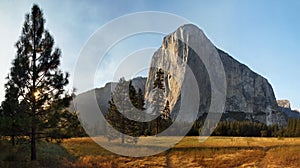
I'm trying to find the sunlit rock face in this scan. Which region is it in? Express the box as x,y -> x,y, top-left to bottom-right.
277,100 -> 300,119
277,100 -> 291,109
144,24 -> 287,126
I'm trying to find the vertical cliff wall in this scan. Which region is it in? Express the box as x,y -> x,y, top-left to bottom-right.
145,24 -> 287,126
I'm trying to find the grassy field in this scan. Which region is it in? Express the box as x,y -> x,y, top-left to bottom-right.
0,136 -> 299,168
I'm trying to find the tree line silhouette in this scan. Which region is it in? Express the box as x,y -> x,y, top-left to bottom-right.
187,118 -> 300,137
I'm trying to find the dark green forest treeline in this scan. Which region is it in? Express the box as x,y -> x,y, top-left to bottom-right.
187,118 -> 300,137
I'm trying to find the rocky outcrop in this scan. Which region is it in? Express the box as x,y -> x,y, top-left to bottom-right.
144,24 -> 287,126
277,100 -> 291,109
277,100 -> 300,119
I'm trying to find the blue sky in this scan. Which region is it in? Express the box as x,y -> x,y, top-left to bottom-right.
0,0 -> 299,109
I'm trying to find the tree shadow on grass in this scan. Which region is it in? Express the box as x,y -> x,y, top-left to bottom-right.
0,140 -> 77,168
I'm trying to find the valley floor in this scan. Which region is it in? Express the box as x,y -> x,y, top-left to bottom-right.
0,136 -> 300,168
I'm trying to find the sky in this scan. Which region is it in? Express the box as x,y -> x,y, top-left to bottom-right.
0,0 -> 299,109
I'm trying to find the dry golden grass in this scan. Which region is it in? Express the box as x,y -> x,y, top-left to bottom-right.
176,136 -> 300,148
59,136 -> 300,168
168,149 -> 266,168
262,146 -> 300,167
1,136 -> 300,167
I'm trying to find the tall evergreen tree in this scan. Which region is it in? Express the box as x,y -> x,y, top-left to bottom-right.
1,78 -> 28,146
162,100 -> 171,120
295,119 -> 300,137
5,4 -> 71,160
105,96 -> 122,141
136,88 -> 146,135
286,119 -> 295,137
127,80 -> 142,140
105,78 -> 141,143
136,88 -> 145,111
113,78 -> 129,143
151,68 -> 166,135
160,100 -> 172,132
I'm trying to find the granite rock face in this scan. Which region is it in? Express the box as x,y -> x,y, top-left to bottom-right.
277,100 -> 291,109
277,100 -> 300,119
144,24 -> 287,126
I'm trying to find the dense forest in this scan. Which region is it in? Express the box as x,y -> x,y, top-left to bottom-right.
187,118 -> 300,137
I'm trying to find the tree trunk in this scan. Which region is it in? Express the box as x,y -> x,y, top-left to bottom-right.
121,112 -> 124,143
11,135 -> 15,146
31,16 -> 37,161
31,126 -> 36,160
121,133 -> 124,144
156,118 -> 159,136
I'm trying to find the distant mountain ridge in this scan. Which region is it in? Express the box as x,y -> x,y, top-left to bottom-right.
73,77 -> 146,124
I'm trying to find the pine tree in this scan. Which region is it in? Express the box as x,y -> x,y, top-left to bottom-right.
0,107 -> 3,136
68,94 -> 87,137
162,100 -> 170,120
151,68 -> 166,135
125,80 -> 141,143
160,100 -> 172,131
4,4 -> 71,160
136,88 -> 146,135
1,78 -> 28,146
44,97 -> 81,142
271,124 -> 279,137
295,119 -> 300,137
65,110 -> 86,138
136,89 -> 145,110
286,119 -> 296,137
105,78 -> 141,143
152,68 -> 171,135
292,119 -> 297,137
113,78 -> 129,143
105,97 -> 122,141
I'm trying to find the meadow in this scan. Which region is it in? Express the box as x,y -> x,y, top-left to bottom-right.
0,136 -> 299,168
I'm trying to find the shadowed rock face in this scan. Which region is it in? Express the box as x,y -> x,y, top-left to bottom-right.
144,24 -> 287,126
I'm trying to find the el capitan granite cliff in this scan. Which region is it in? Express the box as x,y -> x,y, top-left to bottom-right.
144,24 -> 287,126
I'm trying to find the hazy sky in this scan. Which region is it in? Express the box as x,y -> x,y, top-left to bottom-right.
0,0 -> 299,109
